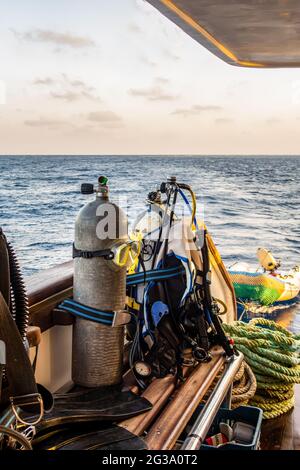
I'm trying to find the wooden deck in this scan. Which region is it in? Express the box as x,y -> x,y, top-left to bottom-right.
25,261 -> 300,450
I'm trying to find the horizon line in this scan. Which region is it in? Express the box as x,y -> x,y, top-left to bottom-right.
1,154 -> 300,158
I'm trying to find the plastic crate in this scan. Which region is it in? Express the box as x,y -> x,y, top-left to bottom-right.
201,406 -> 263,450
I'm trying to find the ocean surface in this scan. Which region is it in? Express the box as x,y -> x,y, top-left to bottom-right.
0,155 -> 299,278
1,155 -> 299,330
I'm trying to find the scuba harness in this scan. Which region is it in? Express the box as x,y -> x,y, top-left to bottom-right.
126,177 -> 234,386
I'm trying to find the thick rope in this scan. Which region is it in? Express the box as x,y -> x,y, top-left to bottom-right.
232,361 -> 257,407
203,360 -> 257,408
223,318 -> 300,419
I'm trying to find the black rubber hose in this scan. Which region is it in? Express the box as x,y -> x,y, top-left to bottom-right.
6,241 -> 29,342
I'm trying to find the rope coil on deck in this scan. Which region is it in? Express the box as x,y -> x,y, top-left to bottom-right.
223,318 -> 300,419
203,359 -> 257,408
231,361 -> 257,407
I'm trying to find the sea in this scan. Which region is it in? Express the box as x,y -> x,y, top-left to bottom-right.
0,155 -> 299,327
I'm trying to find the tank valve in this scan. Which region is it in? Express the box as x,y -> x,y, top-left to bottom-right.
81,176 -> 109,196
81,183 -> 94,195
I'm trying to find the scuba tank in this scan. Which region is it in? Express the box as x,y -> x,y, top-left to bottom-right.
257,248 -> 279,272
72,176 -> 128,388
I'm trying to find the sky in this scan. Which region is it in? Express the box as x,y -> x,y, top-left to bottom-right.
1,0 -> 300,155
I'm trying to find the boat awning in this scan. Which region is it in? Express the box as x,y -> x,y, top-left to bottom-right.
146,0 -> 300,68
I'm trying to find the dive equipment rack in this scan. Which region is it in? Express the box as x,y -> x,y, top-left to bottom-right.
0,178 -> 261,451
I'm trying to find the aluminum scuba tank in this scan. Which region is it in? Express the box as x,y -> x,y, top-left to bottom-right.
257,247 -> 279,272
72,176 -> 128,387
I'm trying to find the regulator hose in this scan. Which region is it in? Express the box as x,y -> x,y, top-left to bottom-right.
223,318 -> 300,419
6,240 -> 29,342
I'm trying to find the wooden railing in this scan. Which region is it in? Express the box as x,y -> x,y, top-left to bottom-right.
27,260 -> 73,331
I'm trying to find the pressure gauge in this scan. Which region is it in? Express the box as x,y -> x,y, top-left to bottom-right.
133,361 -> 152,378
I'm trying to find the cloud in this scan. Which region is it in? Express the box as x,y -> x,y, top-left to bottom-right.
50,90 -> 99,102
33,74 -> 101,102
50,91 -> 83,102
13,29 -> 95,48
128,85 -> 177,101
33,77 -> 55,85
215,118 -> 234,124
155,77 -> 170,85
266,118 -> 281,125
128,23 -> 141,33
24,117 -> 72,129
87,111 -> 123,128
87,111 -> 122,122
171,105 -> 222,116
24,112 -> 123,132
139,55 -> 157,67
162,48 -> 180,61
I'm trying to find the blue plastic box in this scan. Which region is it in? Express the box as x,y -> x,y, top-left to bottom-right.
201,406 -> 263,450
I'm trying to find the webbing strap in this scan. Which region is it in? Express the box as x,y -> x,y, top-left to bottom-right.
58,299 -> 115,326
72,243 -> 113,260
126,265 -> 185,286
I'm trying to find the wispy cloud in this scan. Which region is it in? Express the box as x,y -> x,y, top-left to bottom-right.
215,118 -> 233,125
155,77 -> 170,85
24,111 -> 123,132
128,23 -> 141,34
171,105 -> 222,116
50,91 -> 85,102
266,117 -> 281,125
139,55 -> 157,67
162,48 -> 180,61
86,111 -> 123,128
87,111 -> 122,122
33,77 -> 55,86
13,29 -> 96,49
24,117 -> 72,129
128,85 -> 177,101
33,74 -> 101,102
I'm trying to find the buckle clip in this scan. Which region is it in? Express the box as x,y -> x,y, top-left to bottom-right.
10,393 -> 44,426
112,310 -> 131,327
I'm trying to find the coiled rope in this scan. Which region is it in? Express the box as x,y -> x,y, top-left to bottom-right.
231,360 -> 257,407
203,359 -> 257,407
223,318 -> 300,419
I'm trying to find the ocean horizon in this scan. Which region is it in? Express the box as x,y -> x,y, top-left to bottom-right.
0,155 -> 299,278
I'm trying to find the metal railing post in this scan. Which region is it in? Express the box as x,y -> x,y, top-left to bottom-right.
181,352 -> 244,450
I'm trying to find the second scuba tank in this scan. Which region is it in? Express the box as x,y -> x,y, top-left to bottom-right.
72,177 -> 128,387
257,247 -> 279,272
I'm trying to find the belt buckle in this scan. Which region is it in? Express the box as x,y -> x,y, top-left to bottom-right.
10,393 -> 44,426
112,310 -> 131,327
